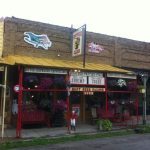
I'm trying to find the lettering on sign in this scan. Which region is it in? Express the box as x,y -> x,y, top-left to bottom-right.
70,72 -> 103,77
70,87 -> 105,92
24,67 -> 67,74
70,76 -> 87,84
88,77 -> 105,85
107,73 -> 136,79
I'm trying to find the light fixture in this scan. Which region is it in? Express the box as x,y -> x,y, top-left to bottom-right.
74,69 -> 80,73
34,85 -> 38,88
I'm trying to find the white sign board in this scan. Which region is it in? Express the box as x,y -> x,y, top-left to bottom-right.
24,67 -> 67,74
70,76 -> 87,84
72,25 -> 85,57
88,77 -> 105,85
70,72 -> 103,77
107,73 -> 136,79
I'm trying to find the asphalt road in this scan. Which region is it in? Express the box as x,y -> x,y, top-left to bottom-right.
12,134 -> 150,150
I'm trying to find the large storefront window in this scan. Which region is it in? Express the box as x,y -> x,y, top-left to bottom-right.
21,71 -> 68,127
106,75 -> 137,120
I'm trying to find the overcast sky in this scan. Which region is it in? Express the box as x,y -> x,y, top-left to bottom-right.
0,0 -> 150,42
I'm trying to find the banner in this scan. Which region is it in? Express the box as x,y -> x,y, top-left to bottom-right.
72,25 -> 86,57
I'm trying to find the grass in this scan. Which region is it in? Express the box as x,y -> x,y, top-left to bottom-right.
0,130 -> 134,150
134,125 -> 150,133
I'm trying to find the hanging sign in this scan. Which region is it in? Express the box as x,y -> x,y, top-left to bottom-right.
24,32 -> 52,50
72,25 -> 86,57
70,75 -> 87,84
88,77 -> 105,85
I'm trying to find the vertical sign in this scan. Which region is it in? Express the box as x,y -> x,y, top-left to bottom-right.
72,25 -> 86,57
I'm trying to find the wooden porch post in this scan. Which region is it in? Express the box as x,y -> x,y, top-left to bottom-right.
16,65 -> 23,138
66,70 -> 70,132
1,66 -> 7,139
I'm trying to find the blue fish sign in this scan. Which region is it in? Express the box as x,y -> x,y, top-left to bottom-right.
24,32 -> 52,50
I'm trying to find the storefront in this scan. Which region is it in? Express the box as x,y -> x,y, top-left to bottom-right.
3,55 -> 136,137
0,54 -> 135,137
0,17 -> 145,138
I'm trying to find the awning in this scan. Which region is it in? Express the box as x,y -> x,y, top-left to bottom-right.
3,55 -> 130,73
0,57 -> 12,65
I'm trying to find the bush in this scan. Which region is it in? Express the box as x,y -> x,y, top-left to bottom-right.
96,119 -> 112,131
134,125 -> 150,134
101,119 -> 112,131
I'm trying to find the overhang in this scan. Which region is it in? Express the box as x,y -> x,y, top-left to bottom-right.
3,55 -> 130,73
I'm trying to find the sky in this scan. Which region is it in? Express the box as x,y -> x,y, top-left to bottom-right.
0,0 -> 150,42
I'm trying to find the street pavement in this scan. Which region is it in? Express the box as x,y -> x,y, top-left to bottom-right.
12,134 -> 150,150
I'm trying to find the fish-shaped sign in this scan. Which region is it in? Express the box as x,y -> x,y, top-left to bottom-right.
24,32 -> 52,50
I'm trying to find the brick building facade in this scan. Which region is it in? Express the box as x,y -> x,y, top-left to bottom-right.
0,17 -> 149,137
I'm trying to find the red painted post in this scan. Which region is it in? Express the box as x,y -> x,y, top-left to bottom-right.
66,71 -> 70,132
16,66 -> 23,138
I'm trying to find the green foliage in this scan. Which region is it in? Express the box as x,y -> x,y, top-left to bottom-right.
134,125 -> 150,134
96,119 -> 112,131
101,119 -> 112,131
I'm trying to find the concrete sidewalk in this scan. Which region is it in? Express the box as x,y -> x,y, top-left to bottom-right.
1,124 -> 98,139
0,118 -> 145,139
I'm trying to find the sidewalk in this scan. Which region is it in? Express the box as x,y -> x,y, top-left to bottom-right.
0,124 -> 97,139
1,118 -> 147,140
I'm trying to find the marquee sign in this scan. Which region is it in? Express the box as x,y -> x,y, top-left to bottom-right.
24,67 -> 67,74
107,73 -> 136,79
70,72 -> 103,77
70,71 -> 104,85
70,87 -> 105,92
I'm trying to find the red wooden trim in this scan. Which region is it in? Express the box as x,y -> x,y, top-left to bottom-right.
23,89 -> 68,92
107,90 -> 137,93
23,88 -> 106,92
16,66 -> 23,138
